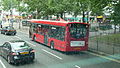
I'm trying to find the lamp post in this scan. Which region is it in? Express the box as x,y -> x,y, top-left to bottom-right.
19,2 -> 28,29
35,8 -> 38,19
10,0 -> 13,27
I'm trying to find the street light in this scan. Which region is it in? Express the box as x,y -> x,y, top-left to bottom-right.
19,2 -> 29,29
9,0 -> 13,27
35,8 -> 38,19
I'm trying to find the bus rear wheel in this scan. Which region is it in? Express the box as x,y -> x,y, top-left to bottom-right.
50,41 -> 54,50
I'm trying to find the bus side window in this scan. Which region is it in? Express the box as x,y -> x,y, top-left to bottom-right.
37,24 -> 41,34
33,24 -> 37,33
48,26 -> 65,41
59,27 -> 65,41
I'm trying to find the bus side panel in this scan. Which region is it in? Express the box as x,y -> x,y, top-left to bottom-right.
37,34 -> 44,44
48,38 -> 66,51
32,33 -> 44,44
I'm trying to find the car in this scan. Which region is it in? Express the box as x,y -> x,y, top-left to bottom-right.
22,19 -> 29,26
0,40 -> 35,64
1,26 -> 16,35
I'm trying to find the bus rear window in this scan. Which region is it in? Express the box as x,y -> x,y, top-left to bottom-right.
70,23 -> 87,38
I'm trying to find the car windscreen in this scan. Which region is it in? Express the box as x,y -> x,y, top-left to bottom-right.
7,27 -> 14,30
11,42 -> 30,50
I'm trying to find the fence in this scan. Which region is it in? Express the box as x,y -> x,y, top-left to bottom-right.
89,23 -> 120,57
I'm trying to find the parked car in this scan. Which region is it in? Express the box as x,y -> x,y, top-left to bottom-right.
22,19 -> 29,26
1,26 -> 16,35
0,40 -> 35,64
112,25 -> 119,29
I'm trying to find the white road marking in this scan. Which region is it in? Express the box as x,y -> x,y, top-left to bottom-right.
75,65 -> 81,68
15,36 -> 36,46
0,60 -> 6,68
42,49 -> 62,60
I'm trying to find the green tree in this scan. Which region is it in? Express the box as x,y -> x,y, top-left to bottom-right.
70,0 -> 111,23
24,0 -> 73,19
2,0 -> 19,12
23,0 -> 112,20
111,1 -> 120,33
24,0 -> 47,19
51,0 -> 72,18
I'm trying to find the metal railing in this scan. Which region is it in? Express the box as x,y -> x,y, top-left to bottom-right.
89,23 -> 120,56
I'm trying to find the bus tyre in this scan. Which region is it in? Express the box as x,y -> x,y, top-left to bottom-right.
50,41 -> 54,50
33,36 -> 36,41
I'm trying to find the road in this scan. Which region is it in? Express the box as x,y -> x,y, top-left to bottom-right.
0,28 -> 120,68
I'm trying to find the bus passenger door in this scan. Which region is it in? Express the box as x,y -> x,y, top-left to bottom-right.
44,34 -> 48,45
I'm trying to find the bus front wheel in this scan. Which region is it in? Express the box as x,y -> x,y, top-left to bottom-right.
50,41 -> 54,50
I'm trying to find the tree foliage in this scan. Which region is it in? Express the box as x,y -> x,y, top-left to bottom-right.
111,0 -> 120,33
2,0 -> 113,19
2,0 -> 19,10
112,1 -> 120,25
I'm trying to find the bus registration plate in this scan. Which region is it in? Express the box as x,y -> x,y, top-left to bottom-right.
71,41 -> 85,46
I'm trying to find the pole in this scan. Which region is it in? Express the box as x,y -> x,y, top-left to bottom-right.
10,0 -> 13,27
36,8 -> 38,19
82,11 -> 85,23
87,1 -> 91,23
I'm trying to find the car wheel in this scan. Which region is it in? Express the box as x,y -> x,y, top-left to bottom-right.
31,58 -> 34,62
1,31 -> 3,34
12,33 -> 16,35
50,41 -> 54,50
7,56 -> 11,64
14,33 -> 16,35
5,32 -> 7,35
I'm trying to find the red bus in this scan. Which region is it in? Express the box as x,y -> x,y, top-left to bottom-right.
28,19 -> 89,52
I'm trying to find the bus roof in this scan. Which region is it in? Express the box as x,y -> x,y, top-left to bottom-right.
29,19 -> 89,26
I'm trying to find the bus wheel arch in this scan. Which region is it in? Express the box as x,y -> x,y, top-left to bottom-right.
50,41 -> 54,50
